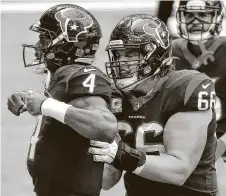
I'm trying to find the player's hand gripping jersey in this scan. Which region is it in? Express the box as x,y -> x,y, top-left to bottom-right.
111,69 -> 217,195
27,64 -> 111,196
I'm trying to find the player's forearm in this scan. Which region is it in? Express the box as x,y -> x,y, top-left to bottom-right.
65,106 -> 117,143
215,133 -> 226,160
41,98 -> 118,143
113,141 -> 190,186
134,154 -> 190,186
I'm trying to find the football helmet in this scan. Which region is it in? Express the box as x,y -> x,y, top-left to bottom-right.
105,14 -> 172,90
176,0 -> 225,41
23,4 -> 102,73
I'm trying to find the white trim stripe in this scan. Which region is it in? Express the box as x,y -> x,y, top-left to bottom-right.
1,2 -> 158,12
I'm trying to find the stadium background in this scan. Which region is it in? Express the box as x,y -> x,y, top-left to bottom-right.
1,1 -> 226,196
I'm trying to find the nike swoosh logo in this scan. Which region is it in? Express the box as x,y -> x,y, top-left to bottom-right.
202,83 -> 211,89
84,68 -> 96,72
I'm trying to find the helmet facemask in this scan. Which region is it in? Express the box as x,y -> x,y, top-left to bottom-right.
176,0 -> 225,41
23,5 -> 102,73
22,20 -> 62,73
105,40 -> 168,91
22,20 -> 89,73
106,52 -> 142,91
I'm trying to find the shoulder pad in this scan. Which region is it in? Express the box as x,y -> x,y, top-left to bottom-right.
164,70 -> 215,112
164,70 -> 214,111
52,64 -> 84,80
165,69 -> 200,90
56,64 -> 110,83
66,65 -> 111,103
184,73 -> 211,105
182,73 -> 215,111
75,65 -> 110,83
49,64 -> 112,103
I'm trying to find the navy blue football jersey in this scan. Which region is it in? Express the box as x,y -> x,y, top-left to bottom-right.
111,70 -> 217,196
172,37 -> 226,135
27,64 -> 111,196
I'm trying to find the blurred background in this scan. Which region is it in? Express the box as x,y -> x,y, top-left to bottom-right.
1,1 -> 226,196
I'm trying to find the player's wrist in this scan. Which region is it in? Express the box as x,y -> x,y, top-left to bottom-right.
41,98 -> 72,123
113,141 -> 146,173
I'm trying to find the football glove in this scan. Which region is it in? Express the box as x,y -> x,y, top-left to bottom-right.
89,140 -> 146,172
89,140 -> 118,164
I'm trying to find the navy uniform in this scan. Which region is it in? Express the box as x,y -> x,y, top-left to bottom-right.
27,64 -> 111,196
172,38 -> 226,137
111,70 -> 217,196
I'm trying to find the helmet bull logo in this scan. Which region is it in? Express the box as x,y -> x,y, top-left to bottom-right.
55,8 -> 93,42
143,18 -> 170,49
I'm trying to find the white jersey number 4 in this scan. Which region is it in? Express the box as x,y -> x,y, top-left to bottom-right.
82,74 -> 96,93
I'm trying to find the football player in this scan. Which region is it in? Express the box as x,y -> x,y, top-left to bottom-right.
173,0 -> 226,160
7,4 -> 117,196
88,14 -> 218,196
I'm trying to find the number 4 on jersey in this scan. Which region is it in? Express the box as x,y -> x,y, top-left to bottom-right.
82,74 -> 96,93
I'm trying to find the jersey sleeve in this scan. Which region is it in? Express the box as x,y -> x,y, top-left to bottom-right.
183,74 -> 216,112
66,66 -> 112,103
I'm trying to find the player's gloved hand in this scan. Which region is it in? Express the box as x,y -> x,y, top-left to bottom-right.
26,91 -> 48,116
89,140 -> 118,164
7,91 -> 31,116
89,140 -> 146,172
